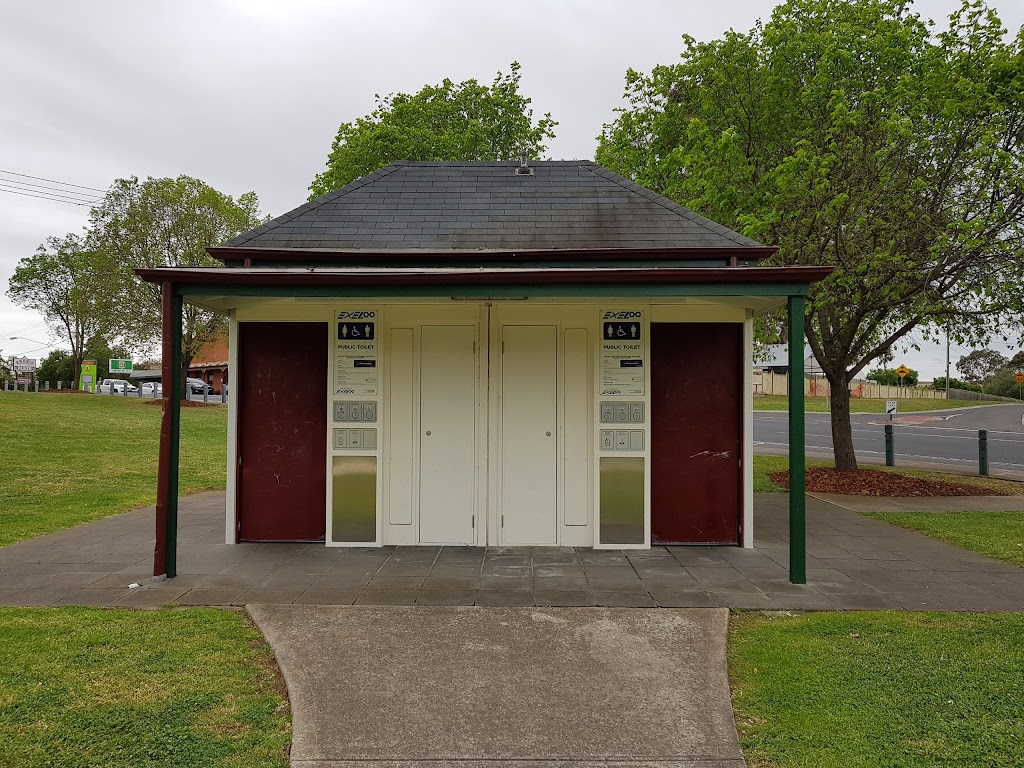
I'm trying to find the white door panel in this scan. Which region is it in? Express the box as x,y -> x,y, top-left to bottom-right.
419,325 -> 476,544
501,325 -> 557,545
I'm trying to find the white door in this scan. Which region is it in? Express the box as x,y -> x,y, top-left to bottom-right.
500,325 -> 558,545
419,325 -> 477,544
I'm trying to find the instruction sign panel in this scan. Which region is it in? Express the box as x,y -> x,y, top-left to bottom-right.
600,310 -> 645,396
335,310 -> 378,396
886,399 -> 897,416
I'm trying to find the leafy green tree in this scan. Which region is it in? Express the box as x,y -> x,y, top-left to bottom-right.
986,366 -> 1023,399
310,62 -> 557,197
957,349 -> 1009,384
932,376 -> 982,393
35,349 -> 74,385
867,368 -> 919,387
597,0 -> 1024,471
6,234 -> 108,389
89,176 -> 265,370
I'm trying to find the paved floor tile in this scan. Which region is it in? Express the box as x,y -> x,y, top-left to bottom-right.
415,590 -> 478,606
1,491 -> 1021,612
294,589 -> 359,605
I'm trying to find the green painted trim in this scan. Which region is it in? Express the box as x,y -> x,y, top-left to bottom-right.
178,282 -> 811,299
167,292 -> 183,579
787,295 -> 806,584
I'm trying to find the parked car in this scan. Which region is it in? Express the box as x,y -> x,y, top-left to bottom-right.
95,378 -> 139,395
140,382 -> 162,396
186,377 -> 213,395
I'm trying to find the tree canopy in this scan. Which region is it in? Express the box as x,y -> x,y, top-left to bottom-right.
597,0 -> 1024,470
89,175 -> 265,368
7,234 -> 108,389
309,62 -> 557,197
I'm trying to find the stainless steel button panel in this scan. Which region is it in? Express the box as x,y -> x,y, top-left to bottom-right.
599,429 -> 644,451
599,401 -> 644,423
334,401 -> 378,422
333,428 -> 377,450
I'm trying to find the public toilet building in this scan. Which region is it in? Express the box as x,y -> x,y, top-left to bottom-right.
140,161 -> 827,578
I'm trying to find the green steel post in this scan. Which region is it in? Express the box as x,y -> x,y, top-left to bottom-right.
167,292 -> 182,577
885,424 -> 895,466
788,295 -> 806,584
979,430 -> 989,477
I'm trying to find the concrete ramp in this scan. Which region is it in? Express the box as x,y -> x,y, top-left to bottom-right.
247,605 -> 745,767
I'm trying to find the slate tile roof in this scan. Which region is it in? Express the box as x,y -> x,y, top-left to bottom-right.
222,161 -> 765,252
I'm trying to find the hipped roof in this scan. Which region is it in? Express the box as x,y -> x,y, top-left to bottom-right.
211,161 -> 772,260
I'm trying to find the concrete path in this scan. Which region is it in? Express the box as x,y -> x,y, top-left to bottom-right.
811,492 -> 1024,512
248,605 -> 745,768
2,492 -> 1024,611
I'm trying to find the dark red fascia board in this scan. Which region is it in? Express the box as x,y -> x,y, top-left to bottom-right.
136,265 -> 832,287
206,245 -> 778,264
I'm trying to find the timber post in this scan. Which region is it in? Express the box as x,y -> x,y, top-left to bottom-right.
155,281 -> 183,578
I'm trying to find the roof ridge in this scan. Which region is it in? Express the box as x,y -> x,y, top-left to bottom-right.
224,163 -> 408,247
582,165 -> 754,247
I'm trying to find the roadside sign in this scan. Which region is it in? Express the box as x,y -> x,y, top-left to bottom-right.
895,364 -> 910,379
886,399 -> 897,418
109,359 -> 133,374
12,357 -> 36,373
80,360 -> 97,391
1016,371 -> 1024,385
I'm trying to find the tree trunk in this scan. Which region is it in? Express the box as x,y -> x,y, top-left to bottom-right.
829,375 -> 858,471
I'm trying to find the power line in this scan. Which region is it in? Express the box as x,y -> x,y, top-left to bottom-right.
0,168 -> 106,193
0,176 -> 103,203
0,184 -> 96,207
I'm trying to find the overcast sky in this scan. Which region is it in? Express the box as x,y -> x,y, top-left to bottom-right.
2,0 -> 1021,378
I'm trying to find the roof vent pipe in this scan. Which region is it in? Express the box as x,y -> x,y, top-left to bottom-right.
515,151 -> 534,176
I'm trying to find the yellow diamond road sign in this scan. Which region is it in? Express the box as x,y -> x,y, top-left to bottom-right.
1016,370 -> 1024,385
895,364 -> 910,379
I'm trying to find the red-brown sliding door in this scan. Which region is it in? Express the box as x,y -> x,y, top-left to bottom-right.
237,322 -> 327,541
650,323 -> 742,545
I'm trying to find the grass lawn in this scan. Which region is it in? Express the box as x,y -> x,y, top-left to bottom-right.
866,511 -> 1024,568
0,392 -> 226,547
754,395 -> 992,413
0,606 -> 289,768
729,611 -> 1024,768
752,454 -> 1024,496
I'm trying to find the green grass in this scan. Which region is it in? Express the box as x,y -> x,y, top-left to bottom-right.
751,454 -> 1024,496
0,392 -> 226,547
0,606 -> 289,768
729,611 -> 1024,768
866,511 -> 1024,568
754,395 -> 987,413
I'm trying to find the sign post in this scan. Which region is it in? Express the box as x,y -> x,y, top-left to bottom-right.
895,364 -> 910,397
1016,370 -> 1023,401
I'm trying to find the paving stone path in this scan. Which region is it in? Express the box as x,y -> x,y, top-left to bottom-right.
1,492 -> 1022,611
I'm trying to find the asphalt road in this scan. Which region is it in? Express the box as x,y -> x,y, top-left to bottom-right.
754,403 -> 1024,481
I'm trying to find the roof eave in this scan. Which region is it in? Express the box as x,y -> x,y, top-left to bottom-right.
137,265 -> 832,288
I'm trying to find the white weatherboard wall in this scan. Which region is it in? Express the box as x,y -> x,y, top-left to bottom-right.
231,298 -> 752,549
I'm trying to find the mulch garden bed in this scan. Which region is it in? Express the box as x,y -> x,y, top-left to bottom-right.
769,467 -> 1004,497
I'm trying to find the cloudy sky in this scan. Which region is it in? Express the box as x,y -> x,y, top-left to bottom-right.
2,0 -> 1021,378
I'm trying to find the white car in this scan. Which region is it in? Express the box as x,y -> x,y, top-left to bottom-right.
140,382 -> 162,396
95,378 -> 139,395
